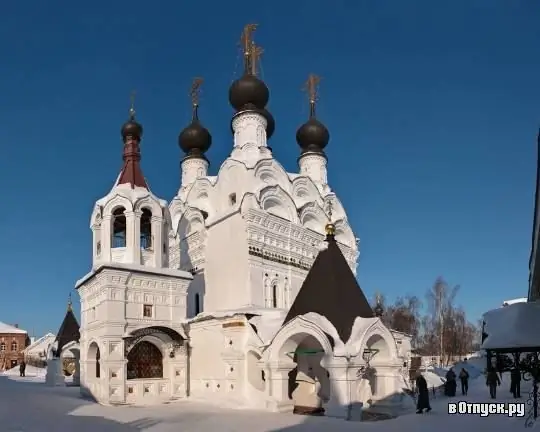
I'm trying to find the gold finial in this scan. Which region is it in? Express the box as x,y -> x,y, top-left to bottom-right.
303,74 -> 321,118
325,222 -> 336,236
129,90 -> 136,119
189,77 -> 203,119
240,24 -> 258,74
67,293 -> 73,312
249,42 -> 264,76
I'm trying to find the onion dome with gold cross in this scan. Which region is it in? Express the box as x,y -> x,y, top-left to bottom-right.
296,74 -> 330,155
179,78 -> 212,160
228,24 -> 275,138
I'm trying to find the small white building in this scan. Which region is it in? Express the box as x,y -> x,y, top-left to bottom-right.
23,333 -> 56,362
76,25 -> 413,420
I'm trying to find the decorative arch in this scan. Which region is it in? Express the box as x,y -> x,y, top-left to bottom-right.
291,177 -> 320,206
348,319 -> 399,362
102,194 -> 134,216
298,202 -> 328,234
265,315 -> 334,364
259,185 -> 299,223
133,195 -> 163,217
254,159 -> 293,195
177,207 -> 206,239
184,178 -> 213,213
127,340 -> 163,380
333,220 -> 356,248
87,341 -> 101,379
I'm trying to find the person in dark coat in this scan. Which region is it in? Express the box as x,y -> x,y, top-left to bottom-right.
19,361 -> 26,377
415,372 -> 432,414
445,368 -> 457,397
510,367 -> 521,398
486,368 -> 501,399
459,368 -> 469,396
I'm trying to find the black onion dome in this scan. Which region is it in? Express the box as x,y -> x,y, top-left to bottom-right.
229,74 -> 270,111
179,119 -> 212,156
296,117 -> 329,153
121,118 -> 143,139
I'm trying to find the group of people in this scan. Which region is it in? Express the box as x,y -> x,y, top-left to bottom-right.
484,366 -> 521,399
415,362 -> 522,413
415,366 -> 470,414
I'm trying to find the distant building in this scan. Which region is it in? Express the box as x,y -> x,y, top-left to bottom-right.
0,322 -> 29,370
23,333 -> 56,364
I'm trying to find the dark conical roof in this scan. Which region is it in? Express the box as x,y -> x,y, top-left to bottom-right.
283,228 -> 374,342
55,305 -> 80,355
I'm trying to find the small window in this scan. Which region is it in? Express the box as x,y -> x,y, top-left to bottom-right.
112,207 -> 127,248
96,241 -> 101,256
163,243 -> 167,254
143,304 -> 153,318
140,208 -> 153,250
272,284 -> 278,308
195,293 -> 201,315
0,342 -> 5,352
229,193 -> 237,206
11,341 -> 17,352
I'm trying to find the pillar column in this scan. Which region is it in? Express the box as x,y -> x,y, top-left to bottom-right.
101,215 -> 112,262
266,361 -> 296,412
321,357 -> 354,420
152,215 -> 164,268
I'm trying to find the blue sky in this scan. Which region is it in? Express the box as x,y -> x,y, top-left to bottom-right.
0,1 -> 538,336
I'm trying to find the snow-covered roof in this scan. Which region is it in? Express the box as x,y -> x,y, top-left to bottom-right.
0,322 -> 27,334
188,307 -> 287,345
24,333 -> 55,354
482,301 -> 540,350
502,297 -> 527,307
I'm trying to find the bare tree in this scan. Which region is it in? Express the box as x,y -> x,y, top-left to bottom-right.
425,277 -> 459,365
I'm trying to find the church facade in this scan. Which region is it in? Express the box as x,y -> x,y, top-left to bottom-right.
76,25 -> 413,419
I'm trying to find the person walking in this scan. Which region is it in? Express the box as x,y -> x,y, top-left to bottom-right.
415,372 -> 432,414
19,361 -> 26,377
459,368 -> 469,396
510,367 -> 521,398
486,368 -> 501,399
445,368 -> 457,397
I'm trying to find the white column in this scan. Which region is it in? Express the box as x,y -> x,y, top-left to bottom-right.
232,112 -> 268,149
299,152 -> 328,187
266,361 -> 296,412
321,357 -> 353,420
181,157 -> 209,190
125,211 -> 141,264
101,215 -> 112,263
152,215 -> 164,268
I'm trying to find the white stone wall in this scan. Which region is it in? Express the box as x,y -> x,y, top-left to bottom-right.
77,266 -> 191,405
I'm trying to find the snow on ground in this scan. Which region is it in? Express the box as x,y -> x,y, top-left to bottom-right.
2,364 -> 46,377
422,370 -> 445,388
0,373 -> 531,431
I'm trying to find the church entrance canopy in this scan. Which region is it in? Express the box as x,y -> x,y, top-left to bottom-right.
482,301 -> 540,427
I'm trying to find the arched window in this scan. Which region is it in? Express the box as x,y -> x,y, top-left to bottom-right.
272,284 -> 278,308
127,341 -> 163,380
0,342 -> 5,352
140,208 -> 152,250
11,341 -> 17,352
112,207 -> 127,248
95,346 -> 101,378
195,293 -> 201,315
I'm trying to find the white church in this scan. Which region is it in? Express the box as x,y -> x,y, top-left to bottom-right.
71,25 -> 414,420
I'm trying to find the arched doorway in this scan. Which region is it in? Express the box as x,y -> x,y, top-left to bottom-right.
361,334 -> 392,400
127,341 -> 163,380
88,342 -> 101,379
280,333 -> 330,416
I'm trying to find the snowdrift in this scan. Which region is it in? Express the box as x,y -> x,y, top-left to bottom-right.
422,370 -> 445,388
2,364 -> 46,377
